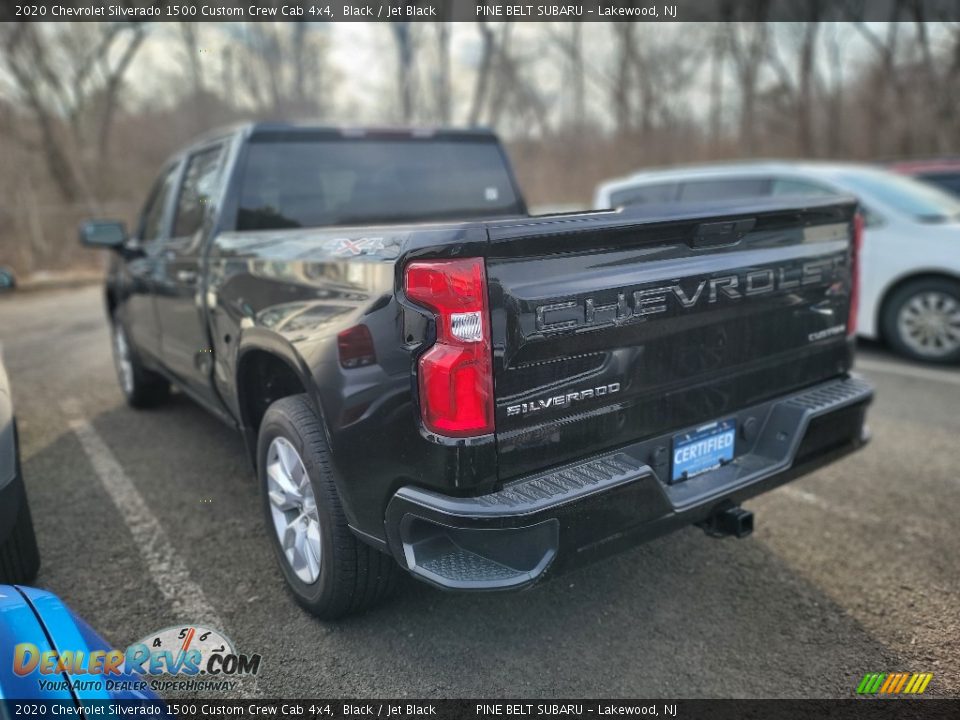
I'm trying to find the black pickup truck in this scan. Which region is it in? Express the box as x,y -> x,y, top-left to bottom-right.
81,124 -> 873,618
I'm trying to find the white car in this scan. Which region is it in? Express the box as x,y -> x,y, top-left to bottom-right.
595,162 -> 960,363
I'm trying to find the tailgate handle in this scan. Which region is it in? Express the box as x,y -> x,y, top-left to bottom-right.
692,218 -> 756,248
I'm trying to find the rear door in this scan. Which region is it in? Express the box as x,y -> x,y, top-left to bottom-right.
155,142 -> 227,403
485,199 -> 858,480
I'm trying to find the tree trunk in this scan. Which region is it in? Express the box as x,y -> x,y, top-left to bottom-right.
468,21 -> 495,126
391,23 -> 415,122
611,24 -> 635,135
435,22 -> 451,125
797,21 -> 820,156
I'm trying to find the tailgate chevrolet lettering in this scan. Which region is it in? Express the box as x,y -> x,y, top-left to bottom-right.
534,256 -> 846,334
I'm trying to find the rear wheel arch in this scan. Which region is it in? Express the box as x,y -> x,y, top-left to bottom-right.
235,343 -> 329,463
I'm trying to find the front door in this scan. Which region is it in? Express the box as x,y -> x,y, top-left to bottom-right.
155,143 -> 227,403
122,163 -> 180,361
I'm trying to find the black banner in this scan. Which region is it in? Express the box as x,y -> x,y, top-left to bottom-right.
2,700 -> 960,720
4,0 -> 960,23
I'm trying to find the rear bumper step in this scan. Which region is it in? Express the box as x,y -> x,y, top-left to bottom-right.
384,375 -> 873,590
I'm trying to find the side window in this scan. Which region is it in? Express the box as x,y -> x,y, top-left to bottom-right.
172,145 -> 225,239
771,178 -> 836,197
138,166 -> 179,243
609,183 -> 679,207
678,177 -> 772,202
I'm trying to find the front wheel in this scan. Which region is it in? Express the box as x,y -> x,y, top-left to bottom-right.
882,279 -> 960,364
111,320 -> 169,407
257,394 -> 399,619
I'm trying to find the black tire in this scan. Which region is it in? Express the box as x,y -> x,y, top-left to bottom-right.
0,475 -> 40,584
110,318 -> 169,408
882,278 -> 960,364
257,394 -> 400,619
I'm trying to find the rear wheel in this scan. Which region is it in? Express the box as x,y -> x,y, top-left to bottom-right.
882,279 -> 960,363
111,320 -> 169,407
257,394 -> 400,619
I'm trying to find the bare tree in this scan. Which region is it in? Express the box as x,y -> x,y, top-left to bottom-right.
822,22 -> 846,155
708,23 -> 725,146
725,20 -> 772,154
434,22 -> 451,125
484,25 -> 550,136
795,14 -> 822,156
0,22 -> 146,204
179,22 -> 204,99
468,21 -> 496,126
391,22 -> 416,122
766,18 -> 822,156
852,2 -> 910,154
234,22 -> 330,118
909,8 -> 960,152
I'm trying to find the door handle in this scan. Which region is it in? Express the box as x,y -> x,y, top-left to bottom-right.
176,270 -> 198,284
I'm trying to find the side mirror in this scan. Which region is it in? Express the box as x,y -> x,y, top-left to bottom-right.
0,266 -> 15,292
79,220 -> 127,249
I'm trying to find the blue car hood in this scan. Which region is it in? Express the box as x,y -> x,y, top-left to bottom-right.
0,585 -> 159,703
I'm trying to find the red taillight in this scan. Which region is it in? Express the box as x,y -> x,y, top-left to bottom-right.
337,324 -> 376,368
848,213 -> 864,336
404,258 -> 494,437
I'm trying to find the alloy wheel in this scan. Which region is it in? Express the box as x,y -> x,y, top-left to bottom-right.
266,436 -> 323,584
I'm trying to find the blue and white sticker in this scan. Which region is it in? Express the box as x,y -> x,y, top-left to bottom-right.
672,418 -> 736,482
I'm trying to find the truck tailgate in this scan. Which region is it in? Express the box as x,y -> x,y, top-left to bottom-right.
485,198 -> 858,481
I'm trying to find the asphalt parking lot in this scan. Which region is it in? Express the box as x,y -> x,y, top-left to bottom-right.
1,285 -> 957,699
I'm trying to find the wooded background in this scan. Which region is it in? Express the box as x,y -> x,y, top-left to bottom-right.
2,12 -> 959,277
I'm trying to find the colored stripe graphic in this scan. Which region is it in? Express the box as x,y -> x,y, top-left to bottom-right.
881,673 -> 908,693
912,673 -> 933,694
857,673 -> 884,694
880,674 -> 898,693
904,674 -> 920,694
893,673 -> 909,693
857,672 -> 933,695
856,674 -> 875,694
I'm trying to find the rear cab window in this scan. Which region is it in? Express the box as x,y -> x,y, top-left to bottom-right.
608,183 -> 679,207
678,177 -> 772,202
235,133 -> 524,230
771,178 -> 836,197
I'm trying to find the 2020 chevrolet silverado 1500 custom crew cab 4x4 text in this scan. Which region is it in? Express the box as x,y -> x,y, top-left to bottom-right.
81,124 -> 873,618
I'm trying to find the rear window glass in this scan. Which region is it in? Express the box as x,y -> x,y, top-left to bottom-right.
917,172 -> 960,198
236,138 -> 522,230
679,177 -> 771,201
771,178 -> 836,197
609,183 -> 678,207
839,169 -> 960,223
